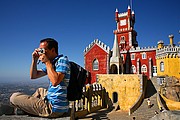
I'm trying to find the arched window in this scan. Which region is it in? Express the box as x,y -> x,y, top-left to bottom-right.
131,65 -> 136,73
120,36 -> 125,44
93,59 -> 99,70
141,64 -> 147,73
121,36 -> 125,41
110,64 -> 118,74
121,54 -> 124,61
160,62 -> 164,72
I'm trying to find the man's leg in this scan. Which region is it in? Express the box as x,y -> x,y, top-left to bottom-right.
32,88 -> 47,99
10,88 -> 51,117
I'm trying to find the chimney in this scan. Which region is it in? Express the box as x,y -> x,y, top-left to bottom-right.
168,34 -> 174,46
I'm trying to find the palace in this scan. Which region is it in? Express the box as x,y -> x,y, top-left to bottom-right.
84,6 -> 157,83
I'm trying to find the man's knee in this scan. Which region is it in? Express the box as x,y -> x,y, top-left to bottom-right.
10,92 -> 22,105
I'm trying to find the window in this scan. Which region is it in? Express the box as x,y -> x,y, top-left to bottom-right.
131,65 -> 136,73
141,65 -> 147,73
93,59 -> 99,70
120,36 -> 125,44
121,54 -> 124,61
142,52 -> 146,59
121,36 -> 125,41
120,19 -> 126,26
131,53 -> 135,60
160,62 -> 164,72
153,66 -> 157,73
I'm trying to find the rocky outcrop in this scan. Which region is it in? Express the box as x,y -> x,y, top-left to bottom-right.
161,77 -> 180,102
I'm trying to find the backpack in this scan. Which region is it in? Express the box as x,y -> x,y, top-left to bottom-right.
67,61 -> 87,101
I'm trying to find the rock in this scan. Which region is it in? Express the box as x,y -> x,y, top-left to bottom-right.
0,104 -> 14,116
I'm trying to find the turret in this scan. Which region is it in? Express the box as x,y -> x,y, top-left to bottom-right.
127,5 -> 131,18
131,11 -> 135,26
115,8 -> 119,22
157,40 -> 164,49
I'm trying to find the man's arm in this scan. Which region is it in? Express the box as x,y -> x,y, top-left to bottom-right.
30,49 -> 46,79
45,61 -> 64,86
30,59 -> 46,79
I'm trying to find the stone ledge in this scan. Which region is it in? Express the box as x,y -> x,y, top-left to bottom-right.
0,104 -> 71,120
150,111 -> 180,120
0,115 -> 70,120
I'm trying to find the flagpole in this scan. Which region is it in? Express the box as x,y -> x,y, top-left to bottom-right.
130,0 -> 133,10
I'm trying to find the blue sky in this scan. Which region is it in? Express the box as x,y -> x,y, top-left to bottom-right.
0,0 -> 180,83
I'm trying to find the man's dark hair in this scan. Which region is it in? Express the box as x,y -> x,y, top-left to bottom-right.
40,38 -> 58,54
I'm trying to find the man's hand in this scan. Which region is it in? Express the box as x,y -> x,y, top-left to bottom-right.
39,54 -> 50,64
32,49 -> 39,62
30,49 -> 47,79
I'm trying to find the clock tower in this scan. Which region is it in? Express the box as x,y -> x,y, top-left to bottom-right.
114,6 -> 138,50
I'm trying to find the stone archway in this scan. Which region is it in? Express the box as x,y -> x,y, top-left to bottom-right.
110,64 -> 118,74
113,92 -> 118,103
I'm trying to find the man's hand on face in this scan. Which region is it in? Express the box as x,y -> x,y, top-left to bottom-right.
39,54 -> 50,64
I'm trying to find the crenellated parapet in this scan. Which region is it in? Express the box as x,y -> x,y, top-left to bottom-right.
156,45 -> 180,59
118,12 -> 128,17
84,39 -> 110,54
120,46 -> 157,53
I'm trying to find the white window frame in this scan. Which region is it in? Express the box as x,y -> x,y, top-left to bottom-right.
120,36 -> 125,44
142,52 -> 147,59
160,62 -> 164,72
131,65 -> 136,73
141,64 -> 147,73
131,53 -> 135,60
93,59 -> 99,70
121,54 -> 124,61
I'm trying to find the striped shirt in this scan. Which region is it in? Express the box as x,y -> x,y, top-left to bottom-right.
42,55 -> 70,113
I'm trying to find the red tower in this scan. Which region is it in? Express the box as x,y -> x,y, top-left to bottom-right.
113,6 -> 157,77
114,6 -> 138,50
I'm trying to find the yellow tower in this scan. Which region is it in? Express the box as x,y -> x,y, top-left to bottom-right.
156,35 -> 180,78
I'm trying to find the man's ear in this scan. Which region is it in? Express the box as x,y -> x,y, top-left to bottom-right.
51,48 -> 55,53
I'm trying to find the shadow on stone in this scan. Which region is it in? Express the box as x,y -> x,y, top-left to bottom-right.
145,80 -> 157,98
79,107 -> 113,120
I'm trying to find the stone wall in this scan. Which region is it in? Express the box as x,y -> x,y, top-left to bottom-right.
97,74 -> 144,111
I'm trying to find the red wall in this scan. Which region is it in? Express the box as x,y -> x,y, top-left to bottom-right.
85,44 -> 109,83
121,49 -> 156,79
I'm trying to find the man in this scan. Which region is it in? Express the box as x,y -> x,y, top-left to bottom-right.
147,98 -> 151,108
10,38 -> 70,118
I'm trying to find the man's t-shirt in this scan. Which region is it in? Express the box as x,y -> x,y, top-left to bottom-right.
42,55 -> 70,113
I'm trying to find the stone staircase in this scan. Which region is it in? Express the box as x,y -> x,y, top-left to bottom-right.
130,93 -> 159,120
129,77 -> 160,120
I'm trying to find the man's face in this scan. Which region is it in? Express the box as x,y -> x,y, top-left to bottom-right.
39,41 -> 53,60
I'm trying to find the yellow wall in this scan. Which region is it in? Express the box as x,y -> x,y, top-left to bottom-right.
160,94 -> 180,110
97,74 -> 143,111
157,56 -> 180,78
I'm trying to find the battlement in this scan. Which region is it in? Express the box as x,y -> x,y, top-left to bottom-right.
84,39 -> 110,54
118,12 -> 128,17
120,46 -> 157,53
156,45 -> 180,58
